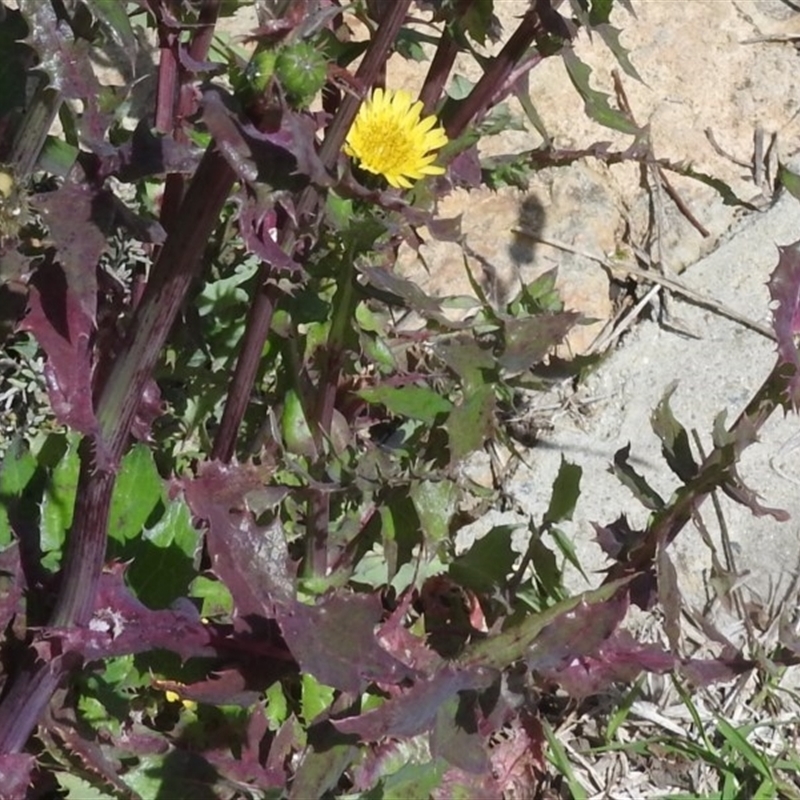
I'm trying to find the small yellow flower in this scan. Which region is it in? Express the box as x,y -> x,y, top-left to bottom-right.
165,689 -> 197,711
344,88 -> 448,189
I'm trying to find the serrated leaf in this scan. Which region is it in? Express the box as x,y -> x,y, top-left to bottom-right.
124,499 -> 200,609
431,694 -> 489,774
499,312 -> 580,375
446,384 -> 495,463
82,0 -> 137,61
450,525 -> 517,594
595,23 -> 642,82
290,743 -> 360,800
300,674 -> 336,724
107,444 -> 163,547
411,480 -> 458,544
543,457 -> 582,526
651,382 -> 698,483
359,385 -> 453,425
561,48 -> 641,135
768,241 -> 800,406
610,444 -> 665,510
461,577 -> 633,670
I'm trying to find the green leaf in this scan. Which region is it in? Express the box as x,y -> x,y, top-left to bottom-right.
449,525 -> 518,593
543,718 -> 588,800
381,760 -> 448,800
40,435 -> 81,556
107,444 -> 163,547
716,718 -> 773,780
461,576 -> 632,670
0,439 -> 37,496
446,385 -> 495,463
265,682 -> 289,730
301,673 -> 336,723
779,164 -> 800,201
651,382 -> 698,483
543,457 -> 582,526
595,23 -> 642,82
610,444 -> 665,510
561,48 -> 641,135
123,752 -> 218,799
83,0 -> 137,56
290,743 -> 360,800
125,499 -> 200,608
190,574 -> 233,619
410,480 -> 458,544
359,385 -> 453,425
281,388 -> 316,457
55,772 -> 115,800
38,135 -> 79,177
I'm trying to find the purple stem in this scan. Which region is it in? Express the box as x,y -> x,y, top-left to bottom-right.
210,0 -> 414,465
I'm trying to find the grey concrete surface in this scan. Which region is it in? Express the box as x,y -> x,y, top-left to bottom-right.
461,188 -> 800,611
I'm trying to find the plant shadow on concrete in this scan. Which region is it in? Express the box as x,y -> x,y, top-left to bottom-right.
2,0 -> 800,797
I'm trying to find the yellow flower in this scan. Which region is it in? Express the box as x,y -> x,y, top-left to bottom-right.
165,689 -> 197,711
344,88 -> 448,189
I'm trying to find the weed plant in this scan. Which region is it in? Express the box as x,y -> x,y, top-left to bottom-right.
2,0 -> 800,797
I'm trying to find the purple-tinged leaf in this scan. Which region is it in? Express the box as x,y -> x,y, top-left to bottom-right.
499,312 -> 580,375
540,629 -> 754,697
83,121 -> 200,183
434,766 -> 502,799
32,183 -> 112,316
462,577 -> 633,671
176,461 -> 296,622
593,514 -> 643,560
37,563 -> 216,661
431,695 -> 489,774
19,264 -> 97,436
154,670 -> 260,708
0,753 -> 35,800
484,713 -> 545,798
768,241 -> 800,407
278,593 -> 416,693
202,89 -> 329,187
20,0 -> 110,149
526,592 -> 628,672
376,595 -> 444,673
334,664 -> 492,740
449,146 -> 482,188
236,192 -> 304,276
129,378 -> 165,442
43,706 -> 132,799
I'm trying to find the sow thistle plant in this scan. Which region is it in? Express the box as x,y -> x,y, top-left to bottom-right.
2,0 -> 800,798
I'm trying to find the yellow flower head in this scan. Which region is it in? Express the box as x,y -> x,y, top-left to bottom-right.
344,88 -> 448,189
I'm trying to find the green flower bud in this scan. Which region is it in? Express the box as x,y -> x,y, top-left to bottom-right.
245,49 -> 279,94
275,42 -> 327,107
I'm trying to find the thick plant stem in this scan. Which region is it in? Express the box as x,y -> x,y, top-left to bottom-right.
0,146 -> 236,753
211,0 -> 413,463
212,279 -> 281,462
